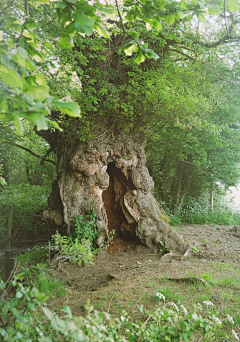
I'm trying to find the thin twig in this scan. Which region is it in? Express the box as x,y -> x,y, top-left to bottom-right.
0,0 -> 14,16
104,295 -> 114,323
1,260 -> 19,300
95,126 -> 112,140
0,83 -> 33,107
96,133 -> 112,147
40,18 -> 55,29
5,259 -> 18,285
169,48 -> 237,83
224,0 -> 229,35
40,148 -> 53,165
169,48 -> 195,61
115,0 -> 127,36
107,295 -> 113,314
142,314 -> 153,327
25,0 -> 29,16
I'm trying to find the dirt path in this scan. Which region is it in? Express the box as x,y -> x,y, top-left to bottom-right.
48,225 -> 240,340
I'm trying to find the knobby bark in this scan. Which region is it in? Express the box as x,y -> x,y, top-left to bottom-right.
42,127 -> 190,258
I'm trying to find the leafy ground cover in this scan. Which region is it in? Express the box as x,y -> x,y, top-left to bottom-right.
42,224 -> 240,341
1,224 -> 240,341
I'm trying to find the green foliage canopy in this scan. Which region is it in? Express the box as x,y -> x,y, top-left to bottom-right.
0,0 -> 228,132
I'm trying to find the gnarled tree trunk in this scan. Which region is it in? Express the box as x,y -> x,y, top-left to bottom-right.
42,128 -> 190,258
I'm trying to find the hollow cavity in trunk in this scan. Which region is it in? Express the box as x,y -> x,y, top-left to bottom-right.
102,163 -> 139,243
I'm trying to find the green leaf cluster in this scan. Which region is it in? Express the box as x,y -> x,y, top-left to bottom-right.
0,278 -> 50,341
71,212 -> 98,249
0,0 -> 81,132
52,231 -> 94,266
146,62 -> 240,210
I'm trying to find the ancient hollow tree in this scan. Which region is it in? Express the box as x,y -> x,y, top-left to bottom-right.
40,31 -> 191,258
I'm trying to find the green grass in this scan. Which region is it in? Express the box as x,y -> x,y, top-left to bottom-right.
17,248 -> 66,298
195,270 -> 240,288
215,276 -> 239,287
212,262 -> 235,272
34,273 -> 66,297
155,286 -> 182,303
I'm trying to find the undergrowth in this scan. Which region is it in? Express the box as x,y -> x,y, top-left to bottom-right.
14,213 -> 99,298
70,212 -> 98,250
14,262 -> 67,299
0,277 -> 239,342
17,249 -> 67,298
168,199 -> 240,225
52,232 -> 94,266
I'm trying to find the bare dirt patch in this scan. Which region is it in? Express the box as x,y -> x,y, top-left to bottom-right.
48,224 -> 240,339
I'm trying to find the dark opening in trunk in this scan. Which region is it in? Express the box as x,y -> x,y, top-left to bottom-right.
102,163 -> 139,242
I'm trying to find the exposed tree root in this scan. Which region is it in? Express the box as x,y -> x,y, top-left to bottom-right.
158,276 -> 210,287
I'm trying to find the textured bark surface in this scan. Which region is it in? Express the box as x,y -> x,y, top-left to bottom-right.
44,130 -> 189,257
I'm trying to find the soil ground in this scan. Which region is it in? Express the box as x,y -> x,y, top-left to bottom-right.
48,224 -> 240,341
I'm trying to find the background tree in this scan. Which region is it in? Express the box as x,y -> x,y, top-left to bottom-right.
147,63 -> 240,211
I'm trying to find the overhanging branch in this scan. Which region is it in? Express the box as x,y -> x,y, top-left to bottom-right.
169,48 -> 237,83
196,35 -> 240,48
40,148 -> 53,165
0,0 -> 14,16
3,141 -> 56,165
169,48 -> 196,61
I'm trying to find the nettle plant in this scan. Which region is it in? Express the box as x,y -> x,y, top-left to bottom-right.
31,292 -> 240,341
52,232 -> 94,266
71,212 -> 98,250
51,212 -> 99,266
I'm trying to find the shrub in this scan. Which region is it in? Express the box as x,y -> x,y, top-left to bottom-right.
50,212 -> 99,267
0,278 -> 54,342
181,201 -> 240,225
